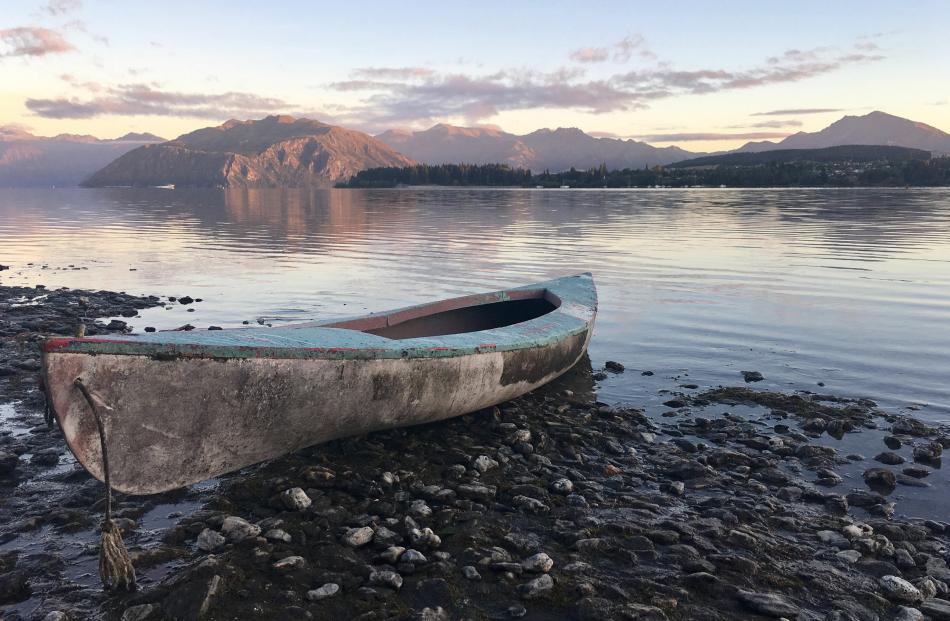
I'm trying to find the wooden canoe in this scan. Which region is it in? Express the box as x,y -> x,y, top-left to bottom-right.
41,273 -> 597,495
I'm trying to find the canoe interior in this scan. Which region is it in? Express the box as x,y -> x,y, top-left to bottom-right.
324,288 -> 560,340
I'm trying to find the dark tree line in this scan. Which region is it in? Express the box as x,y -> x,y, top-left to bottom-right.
339,158 -> 950,188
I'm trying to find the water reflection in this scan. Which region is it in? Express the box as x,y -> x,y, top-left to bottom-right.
1,187 -> 949,418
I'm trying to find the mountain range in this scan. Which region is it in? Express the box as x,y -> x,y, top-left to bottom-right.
376,124 -> 695,172
735,111 -> 950,154
82,116 -> 414,188
0,128 -> 165,187
2,110 -> 949,188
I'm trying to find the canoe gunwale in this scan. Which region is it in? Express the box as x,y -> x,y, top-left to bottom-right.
41,273 -> 596,362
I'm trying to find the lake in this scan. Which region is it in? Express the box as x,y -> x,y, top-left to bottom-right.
1,186 -> 949,422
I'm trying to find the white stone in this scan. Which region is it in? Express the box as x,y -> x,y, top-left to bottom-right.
881,575 -> 923,603
306,583 -> 340,601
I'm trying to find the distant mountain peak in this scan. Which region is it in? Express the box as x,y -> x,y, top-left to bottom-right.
114,132 -> 165,142
82,116 -> 414,188
752,110 -> 950,154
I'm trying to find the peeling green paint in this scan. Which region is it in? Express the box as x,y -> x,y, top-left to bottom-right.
44,273 -> 597,362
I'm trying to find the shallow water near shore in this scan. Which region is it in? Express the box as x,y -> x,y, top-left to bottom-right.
2,186 -> 949,419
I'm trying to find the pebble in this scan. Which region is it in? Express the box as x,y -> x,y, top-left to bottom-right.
473,455 -> 499,473
280,487 -> 312,511
342,526 -> 375,547
881,575 -> 923,603
549,477 -> 574,494
369,570 -> 403,590
196,528 -> 226,552
220,516 -> 260,542
306,583 -> 340,601
273,555 -> 305,571
517,573 -> 554,599
264,529 -> 292,543
522,552 -> 554,573
462,566 -> 482,581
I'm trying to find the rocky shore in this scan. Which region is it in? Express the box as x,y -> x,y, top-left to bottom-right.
1,283 -> 949,620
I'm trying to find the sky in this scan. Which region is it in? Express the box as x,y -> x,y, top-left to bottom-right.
1,0 -> 949,152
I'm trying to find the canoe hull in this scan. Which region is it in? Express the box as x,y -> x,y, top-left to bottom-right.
44,327 -> 591,494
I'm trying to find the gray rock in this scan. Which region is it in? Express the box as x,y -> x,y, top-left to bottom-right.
462,565 -> 482,580
280,487 -> 312,511
893,607 -> 924,621
369,570 -> 403,590
518,573 -> 554,599
408,527 -> 441,548
401,549 -> 427,564
273,555 -> 305,571
880,575 -> 922,603
196,528 -> 226,552
342,526 -> 375,547
43,613 -> 69,621
816,530 -> 849,548
379,546 -> 406,563
263,528 -> 292,543
550,478 -> 574,494
921,599 -> 950,620
512,495 -> 549,514
522,552 -> 554,573
736,590 -> 799,617
473,455 -> 499,473
306,583 -> 340,601
874,451 -> 905,465
220,516 -> 260,542
864,468 -> 897,493
409,499 -> 433,518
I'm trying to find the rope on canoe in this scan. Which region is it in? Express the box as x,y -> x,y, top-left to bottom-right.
74,377 -> 137,592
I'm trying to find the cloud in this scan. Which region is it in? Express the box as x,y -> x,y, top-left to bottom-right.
570,34 -> 653,63
326,39 -> 883,128
748,119 -> 803,129
753,107 -> 842,116
570,47 -> 609,63
25,83 -> 294,119
42,0 -> 81,15
352,66 -> 434,80
637,131 -> 792,142
0,26 -> 74,57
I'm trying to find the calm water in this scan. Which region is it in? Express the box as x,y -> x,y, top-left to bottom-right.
2,187 -> 949,421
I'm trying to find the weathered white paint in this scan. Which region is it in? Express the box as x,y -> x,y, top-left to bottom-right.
45,328 -> 591,494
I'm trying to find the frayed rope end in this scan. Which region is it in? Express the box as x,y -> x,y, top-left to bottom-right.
99,518 -> 136,591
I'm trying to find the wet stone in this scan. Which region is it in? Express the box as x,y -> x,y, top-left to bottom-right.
875,451 -> 905,465
736,590 -> 799,617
